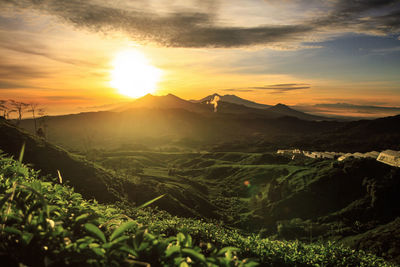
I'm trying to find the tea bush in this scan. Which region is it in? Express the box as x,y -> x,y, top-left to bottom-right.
0,152 -> 393,266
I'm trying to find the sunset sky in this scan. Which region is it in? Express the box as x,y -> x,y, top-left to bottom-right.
0,0 -> 400,117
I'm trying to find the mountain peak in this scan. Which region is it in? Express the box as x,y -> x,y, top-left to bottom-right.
113,92 -> 207,113
140,93 -> 155,99
274,103 -> 289,108
192,93 -> 271,110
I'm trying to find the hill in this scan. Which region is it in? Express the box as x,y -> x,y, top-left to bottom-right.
0,117 -> 117,203
1,152 -> 392,266
267,103 -> 327,121
19,99 -> 344,152
2,117 -> 400,263
114,93 -> 211,113
295,114 -> 400,152
18,108 -> 400,153
0,118 -> 220,218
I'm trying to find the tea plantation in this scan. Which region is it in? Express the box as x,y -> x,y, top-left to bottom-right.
0,152 -> 394,266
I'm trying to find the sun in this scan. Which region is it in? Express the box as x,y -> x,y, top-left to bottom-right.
110,49 -> 162,98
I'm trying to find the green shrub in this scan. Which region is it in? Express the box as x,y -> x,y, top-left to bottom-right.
0,152 -> 393,266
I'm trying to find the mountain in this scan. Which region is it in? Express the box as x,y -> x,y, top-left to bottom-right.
192,93 -> 329,121
114,93 -> 211,113
267,103 -> 327,121
17,98 -> 400,153
19,106 -> 344,152
192,93 -> 271,109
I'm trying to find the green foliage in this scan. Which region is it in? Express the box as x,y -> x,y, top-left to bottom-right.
0,153 -> 256,266
0,152 -> 394,266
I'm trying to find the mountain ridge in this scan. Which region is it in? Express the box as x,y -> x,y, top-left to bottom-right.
114,93 -> 329,121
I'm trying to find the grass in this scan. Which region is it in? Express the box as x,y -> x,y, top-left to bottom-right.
0,151 -> 394,266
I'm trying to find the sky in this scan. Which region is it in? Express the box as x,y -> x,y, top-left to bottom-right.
0,0 -> 400,117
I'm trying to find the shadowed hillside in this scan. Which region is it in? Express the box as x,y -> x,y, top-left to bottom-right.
18,95 -> 400,153
0,118 -> 117,203
0,118 -> 221,218
2,116 -> 400,263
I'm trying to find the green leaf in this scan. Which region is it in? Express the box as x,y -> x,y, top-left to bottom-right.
244,261 -> 259,267
177,233 -> 185,244
136,194 -> 165,210
75,213 -> 90,224
165,245 -> 181,258
18,142 -> 25,163
0,193 -> 12,208
84,223 -> 106,243
217,247 -> 239,256
119,245 -> 138,257
21,232 -> 34,245
3,227 -> 22,236
91,247 -> 105,257
179,262 -> 189,267
103,236 -> 129,249
182,248 -> 206,263
185,234 -> 192,247
110,221 -> 136,241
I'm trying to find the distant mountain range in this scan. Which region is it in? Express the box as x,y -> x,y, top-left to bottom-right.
16,93 -> 400,153
114,93 -> 328,121
191,93 -> 272,109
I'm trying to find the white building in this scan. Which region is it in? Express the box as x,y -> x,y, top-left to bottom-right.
338,153 -> 352,161
277,149 -> 302,155
377,150 -> 400,167
364,151 -> 380,159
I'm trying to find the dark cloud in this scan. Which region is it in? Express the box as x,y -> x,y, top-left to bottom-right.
0,63 -> 49,79
309,0 -> 400,34
0,80 -> 33,89
223,83 -> 310,93
1,0 -> 399,48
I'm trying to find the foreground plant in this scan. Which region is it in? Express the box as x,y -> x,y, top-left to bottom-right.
0,151 -> 257,266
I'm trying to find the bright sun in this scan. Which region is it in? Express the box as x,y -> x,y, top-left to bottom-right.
110,49 -> 162,98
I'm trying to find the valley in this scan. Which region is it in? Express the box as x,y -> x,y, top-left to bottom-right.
1,94 -> 400,265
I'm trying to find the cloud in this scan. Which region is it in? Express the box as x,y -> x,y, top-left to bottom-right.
0,81 -> 30,89
1,0 -> 312,47
43,95 -> 91,101
295,102 -> 400,118
313,103 -> 400,114
1,0 -> 399,48
223,89 -> 254,92
223,83 -> 310,93
0,63 -> 49,79
308,0 -> 400,34
0,33 -> 96,67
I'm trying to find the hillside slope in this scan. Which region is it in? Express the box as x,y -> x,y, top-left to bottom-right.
0,118 -> 117,203
0,118 -> 221,218
19,108 -> 342,151
90,150 -> 400,263
1,152 -> 392,267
